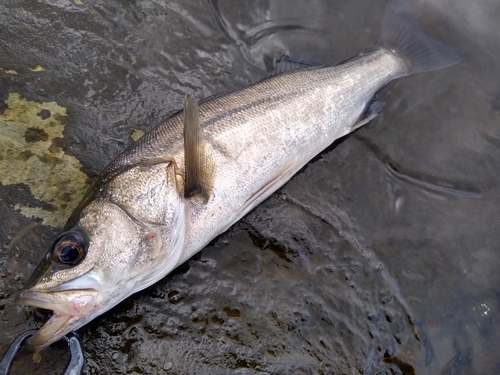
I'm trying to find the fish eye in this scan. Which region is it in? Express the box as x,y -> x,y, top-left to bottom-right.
52,232 -> 87,265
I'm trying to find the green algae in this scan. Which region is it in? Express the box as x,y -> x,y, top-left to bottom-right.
0,67 -> 18,74
130,128 -> 145,142
28,65 -> 45,72
0,93 -> 89,227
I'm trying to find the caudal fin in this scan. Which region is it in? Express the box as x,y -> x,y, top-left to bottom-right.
378,0 -> 462,76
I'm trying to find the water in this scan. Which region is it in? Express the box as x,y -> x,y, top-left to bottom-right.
1,0 -> 499,374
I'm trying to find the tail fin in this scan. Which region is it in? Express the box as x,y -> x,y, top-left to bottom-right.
378,0 -> 462,76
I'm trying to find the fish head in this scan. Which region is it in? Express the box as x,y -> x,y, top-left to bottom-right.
18,161 -> 186,351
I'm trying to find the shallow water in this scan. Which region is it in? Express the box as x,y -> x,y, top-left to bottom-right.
1,0 -> 499,374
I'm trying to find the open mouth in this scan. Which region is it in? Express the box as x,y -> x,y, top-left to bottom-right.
18,289 -> 97,351
26,312 -> 75,351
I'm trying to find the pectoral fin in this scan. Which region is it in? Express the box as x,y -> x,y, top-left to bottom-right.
183,94 -> 214,204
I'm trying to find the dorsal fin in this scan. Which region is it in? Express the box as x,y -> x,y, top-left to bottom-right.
183,94 -> 213,204
269,55 -> 319,76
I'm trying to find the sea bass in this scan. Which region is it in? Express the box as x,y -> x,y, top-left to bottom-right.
19,0 -> 462,350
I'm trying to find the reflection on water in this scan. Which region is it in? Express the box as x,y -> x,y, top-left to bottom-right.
1,0 -> 499,374
208,0 -> 384,69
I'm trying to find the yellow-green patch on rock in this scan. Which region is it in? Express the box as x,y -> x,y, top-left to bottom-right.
0,93 -> 89,227
29,65 -> 45,72
130,128 -> 145,142
0,67 -> 18,75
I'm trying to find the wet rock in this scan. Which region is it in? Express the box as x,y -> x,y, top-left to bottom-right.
1,0 -> 500,374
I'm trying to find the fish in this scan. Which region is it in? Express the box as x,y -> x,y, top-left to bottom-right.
18,0 -> 462,351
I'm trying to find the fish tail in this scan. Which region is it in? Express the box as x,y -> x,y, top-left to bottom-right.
378,0 -> 462,77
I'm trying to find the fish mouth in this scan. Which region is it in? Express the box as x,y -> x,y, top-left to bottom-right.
18,289 -> 98,351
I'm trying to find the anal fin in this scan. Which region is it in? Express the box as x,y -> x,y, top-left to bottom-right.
183,94 -> 214,204
351,101 -> 385,131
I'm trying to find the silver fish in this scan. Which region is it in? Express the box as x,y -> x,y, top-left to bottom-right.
18,0 -> 461,351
